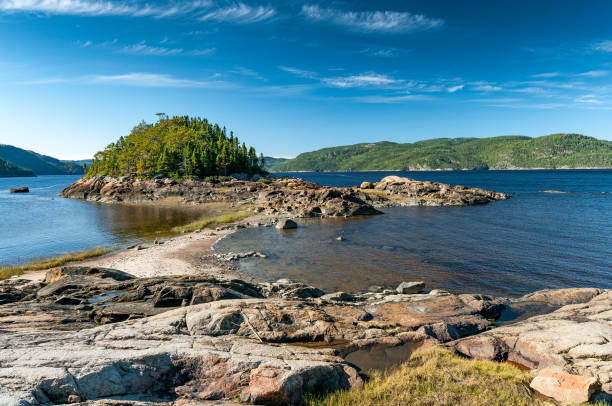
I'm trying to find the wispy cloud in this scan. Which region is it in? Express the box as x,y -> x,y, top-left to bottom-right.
279,66 -> 318,79
301,4 -> 443,33
281,66 -> 403,89
447,84 -> 464,93
323,73 -> 403,88
593,40 -> 612,53
75,40 -> 92,48
469,82 -> 503,92
21,72 -> 227,88
575,94 -> 606,104
532,72 -> 562,78
200,3 -> 275,23
0,0 -> 212,17
230,67 -> 266,81
119,42 -> 183,56
188,48 -> 216,56
0,0 -> 273,24
576,70 -> 609,78
358,47 -> 400,57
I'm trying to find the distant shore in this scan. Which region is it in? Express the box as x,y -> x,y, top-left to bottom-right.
274,167 -> 612,173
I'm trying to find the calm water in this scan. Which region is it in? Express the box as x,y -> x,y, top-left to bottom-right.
216,170 -> 612,297
0,175 -> 204,265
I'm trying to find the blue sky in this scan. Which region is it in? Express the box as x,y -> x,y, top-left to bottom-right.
1,0 -> 612,159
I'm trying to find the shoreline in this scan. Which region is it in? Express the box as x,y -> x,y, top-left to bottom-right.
2,205 -> 611,403
274,167 -> 612,173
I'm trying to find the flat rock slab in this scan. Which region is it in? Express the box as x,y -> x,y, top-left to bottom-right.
0,306 -> 362,405
451,290 -> 612,396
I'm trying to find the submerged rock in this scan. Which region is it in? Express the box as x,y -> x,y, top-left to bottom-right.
396,281 -> 426,294
276,218 -> 298,230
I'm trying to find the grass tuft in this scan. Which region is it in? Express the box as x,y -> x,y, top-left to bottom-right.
0,246 -> 113,280
171,211 -> 253,233
304,346 -> 545,406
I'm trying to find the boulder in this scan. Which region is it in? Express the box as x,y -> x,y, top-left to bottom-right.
9,187 -> 29,193
530,369 -> 600,404
396,281 -> 426,294
276,219 -> 298,230
359,181 -> 373,189
451,289 -> 612,395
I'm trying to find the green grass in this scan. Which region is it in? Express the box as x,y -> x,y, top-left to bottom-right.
0,246 -> 113,280
304,346 -> 541,406
171,211 -> 253,233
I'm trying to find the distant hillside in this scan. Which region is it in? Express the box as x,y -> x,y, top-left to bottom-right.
0,145 -> 85,175
263,156 -> 288,171
0,157 -> 35,177
270,134 -> 612,171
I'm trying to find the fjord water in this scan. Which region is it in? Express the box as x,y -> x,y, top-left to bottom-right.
0,175 -> 204,266
216,170 -> 612,297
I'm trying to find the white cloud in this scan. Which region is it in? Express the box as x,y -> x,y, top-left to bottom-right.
279,66 -> 318,79
301,4 -> 443,33
75,40 -> 92,47
593,40 -> 612,53
188,48 -> 216,56
575,94 -> 605,104
323,73 -> 403,88
86,73 -> 211,87
230,67 -> 266,81
532,72 -> 562,78
200,3 -> 275,23
0,0 -> 212,17
469,82 -> 502,92
119,42 -> 183,56
22,72 -> 225,88
576,70 -> 609,78
358,47 -> 399,57
447,84 -> 464,93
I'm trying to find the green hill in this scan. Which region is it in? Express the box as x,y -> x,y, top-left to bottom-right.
87,115 -> 265,179
270,134 -> 612,171
263,156 -> 288,171
0,145 -> 85,175
0,157 -> 35,177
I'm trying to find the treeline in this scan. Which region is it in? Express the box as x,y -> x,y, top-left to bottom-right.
270,134 -> 612,171
87,115 -> 265,179
0,157 -> 35,177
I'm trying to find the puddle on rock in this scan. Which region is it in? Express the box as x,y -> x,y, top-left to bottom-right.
293,340 -> 424,375
88,290 -> 127,304
344,341 -> 424,375
494,301 -> 560,327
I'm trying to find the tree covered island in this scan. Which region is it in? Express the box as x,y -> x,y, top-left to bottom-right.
87,115 -> 265,179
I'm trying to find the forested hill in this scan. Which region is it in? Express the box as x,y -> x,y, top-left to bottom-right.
0,145 -> 85,175
87,115 -> 265,179
270,134 -> 612,171
0,157 -> 35,177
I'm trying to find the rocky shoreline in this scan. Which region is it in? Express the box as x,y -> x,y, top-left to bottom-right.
59,175 -> 510,217
3,176 -> 610,405
1,261 -> 610,404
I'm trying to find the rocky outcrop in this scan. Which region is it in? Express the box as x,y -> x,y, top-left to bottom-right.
59,175 -> 509,219
451,289 -> 612,398
371,175 -> 509,206
0,266 -> 518,405
9,186 -> 29,193
3,266 -> 607,404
